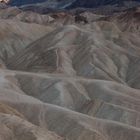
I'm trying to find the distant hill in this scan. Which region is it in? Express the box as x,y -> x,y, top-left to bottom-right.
9,0 -> 140,8
67,0 -> 140,8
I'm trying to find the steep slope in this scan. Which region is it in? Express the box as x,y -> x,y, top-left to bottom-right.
0,18 -> 53,63
7,16 -> 140,87
0,4 -> 139,140
0,113 -> 63,140
0,69 -> 140,140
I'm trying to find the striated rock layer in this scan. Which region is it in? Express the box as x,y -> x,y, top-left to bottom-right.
0,4 -> 139,140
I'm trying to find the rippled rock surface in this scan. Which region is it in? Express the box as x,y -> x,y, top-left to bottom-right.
0,3 -> 140,140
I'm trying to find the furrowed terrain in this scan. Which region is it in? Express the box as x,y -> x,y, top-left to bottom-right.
0,3 -> 139,140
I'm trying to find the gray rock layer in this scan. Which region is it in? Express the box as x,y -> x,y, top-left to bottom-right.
0,5 -> 139,140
